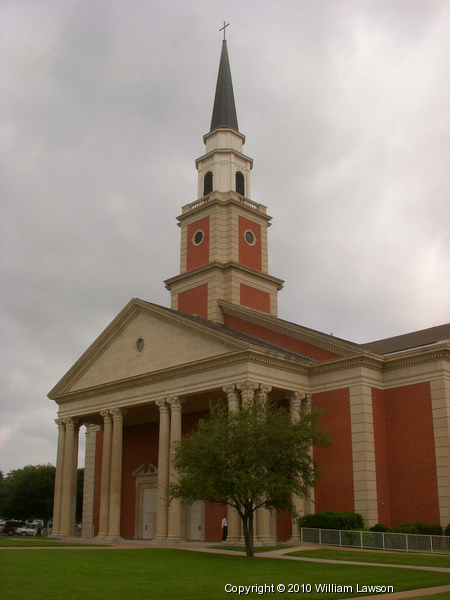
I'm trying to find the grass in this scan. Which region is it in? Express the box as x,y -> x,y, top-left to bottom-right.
289,548 -> 450,568
0,547 -> 449,599
0,536 -> 102,548
211,544 -> 296,553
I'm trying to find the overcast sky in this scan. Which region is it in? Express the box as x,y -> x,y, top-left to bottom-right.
1,0 -> 449,476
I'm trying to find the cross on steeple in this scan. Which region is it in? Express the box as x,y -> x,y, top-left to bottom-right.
220,21 -> 230,41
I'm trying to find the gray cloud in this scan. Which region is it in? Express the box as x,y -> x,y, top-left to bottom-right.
1,0 -> 449,473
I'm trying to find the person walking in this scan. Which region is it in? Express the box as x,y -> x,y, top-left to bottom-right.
221,516 -> 228,541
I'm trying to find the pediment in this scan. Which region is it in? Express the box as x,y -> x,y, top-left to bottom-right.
49,299 -> 244,398
132,462 -> 158,477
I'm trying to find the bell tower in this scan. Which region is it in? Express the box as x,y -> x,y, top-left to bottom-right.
165,36 -> 283,322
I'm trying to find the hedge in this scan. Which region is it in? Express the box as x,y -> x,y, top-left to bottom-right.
298,511 -> 364,530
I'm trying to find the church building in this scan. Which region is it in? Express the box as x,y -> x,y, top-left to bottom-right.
48,38 -> 450,542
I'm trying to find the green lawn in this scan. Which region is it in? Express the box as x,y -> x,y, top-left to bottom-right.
0,537 -> 101,548
289,548 -> 450,568
0,548 -> 449,599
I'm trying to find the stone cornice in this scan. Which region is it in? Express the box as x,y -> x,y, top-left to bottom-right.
382,343 -> 450,370
178,191 -> 270,221
310,354 -> 385,375
164,261 -> 284,289
218,300 -> 363,358
195,147 -> 252,169
309,344 -> 450,375
50,348 -> 310,405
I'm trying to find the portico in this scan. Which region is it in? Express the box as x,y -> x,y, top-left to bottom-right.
49,319 -> 312,542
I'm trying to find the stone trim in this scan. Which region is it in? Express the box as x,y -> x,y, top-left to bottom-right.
52,349 -> 310,404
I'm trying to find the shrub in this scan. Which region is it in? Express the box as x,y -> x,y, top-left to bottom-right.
445,523 -> 450,537
414,523 -> 443,536
298,511 -> 365,530
369,523 -> 389,532
390,522 -> 443,535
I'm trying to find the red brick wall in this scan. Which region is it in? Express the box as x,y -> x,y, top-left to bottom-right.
372,388 -> 392,527
313,388 -> 354,513
120,422 -> 160,540
182,409 -> 224,541
186,216 -> 210,271
276,511 -> 292,541
93,430 -> 103,537
239,216 -> 262,271
178,284 -> 208,318
205,503 -> 226,542
240,284 -> 271,313
383,382 -> 439,526
224,314 -> 342,362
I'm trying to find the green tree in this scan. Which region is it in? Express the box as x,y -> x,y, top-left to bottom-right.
0,464 -> 56,524
169,398 -> 330,557
0,465 -> 84,526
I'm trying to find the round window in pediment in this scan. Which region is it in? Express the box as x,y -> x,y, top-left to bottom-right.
135,338 -> 145,354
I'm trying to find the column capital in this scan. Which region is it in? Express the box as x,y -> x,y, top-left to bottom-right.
168,396 -> 185,411
302,394 -> 312,412
110,408 -> 127,422
55,418 -> 65,429
236,380 -> 259,392
155,398 -> 170,414
63,417 -> 81,431
224,385 -> 240,411
257,385 -> 272,401
223,384 -> 237,395
237,380 -> 259,404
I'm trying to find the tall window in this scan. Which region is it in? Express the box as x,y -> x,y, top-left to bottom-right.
236,171 -> 245,196
204,171 -> 213,196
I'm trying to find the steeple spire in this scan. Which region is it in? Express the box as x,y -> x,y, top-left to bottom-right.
210,37 -> 239,133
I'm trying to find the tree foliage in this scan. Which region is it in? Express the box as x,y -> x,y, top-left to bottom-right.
0,464 -> 84,525
169,398 -> 330,556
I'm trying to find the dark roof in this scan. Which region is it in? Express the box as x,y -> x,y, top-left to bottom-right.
361,323 -> 450,355
210,40 -> 239,133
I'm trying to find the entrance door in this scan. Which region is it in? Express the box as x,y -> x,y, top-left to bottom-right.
142,487 -> 157,539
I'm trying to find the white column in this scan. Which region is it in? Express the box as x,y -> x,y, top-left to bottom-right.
255,385 -> 273,542
289,392 -> 305,541
223,385 -> 241,542
155,398 -> 171,540
52,418 -> 66,536
59,417 -> 79,536
98,410 -> 113,538
107,408 -> 126,540
167,396 -> 185,540
81,424 -> 99,538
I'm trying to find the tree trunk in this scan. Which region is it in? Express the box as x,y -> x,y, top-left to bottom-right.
242,510 -> 254,557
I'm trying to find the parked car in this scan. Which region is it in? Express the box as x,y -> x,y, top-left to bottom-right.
2,521 -> 27,536
0,521 -> 5,533
15,524 -> 37,536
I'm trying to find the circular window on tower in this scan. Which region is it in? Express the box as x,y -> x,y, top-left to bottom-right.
244,229 -> 256,246
192,230 -> 204,246
135,337 -> 145,355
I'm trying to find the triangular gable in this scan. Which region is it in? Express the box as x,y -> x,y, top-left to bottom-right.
132,462 -> 158,478
218,300 -> 366,362
49,299 -> 246,398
